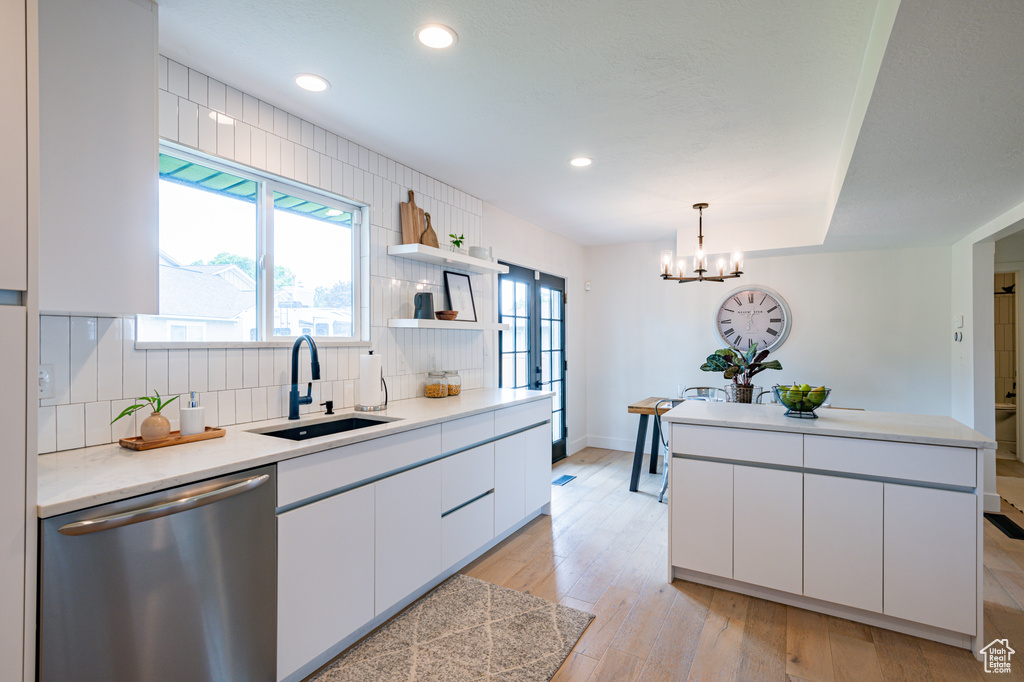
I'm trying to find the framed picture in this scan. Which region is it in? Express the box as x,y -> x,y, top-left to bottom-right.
444,271 -> 477,322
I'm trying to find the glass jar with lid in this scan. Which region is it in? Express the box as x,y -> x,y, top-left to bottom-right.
425,371 -> 448,398
444,371 -> 462,396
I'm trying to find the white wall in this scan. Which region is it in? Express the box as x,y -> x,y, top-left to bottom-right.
482,204 -> 588,454
585,241 -> 953,452
37,57 -> 494,452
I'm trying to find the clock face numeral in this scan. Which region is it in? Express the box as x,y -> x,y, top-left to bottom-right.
715,288 -> 791,352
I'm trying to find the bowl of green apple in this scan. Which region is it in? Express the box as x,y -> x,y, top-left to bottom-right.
772,384 -> 830,419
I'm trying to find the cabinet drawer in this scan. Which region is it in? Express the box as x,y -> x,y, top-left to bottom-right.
804,435 -> 976,487
672,424 -> 802,467
441,493 -> 495,570
277,426 -> 441,507
442,443 -> 494,513
441,412 -> 494,453
494,399 -> 550,437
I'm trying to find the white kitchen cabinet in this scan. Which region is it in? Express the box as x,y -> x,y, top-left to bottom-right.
883,484 -> 977,634
277,485 -> 375,682
374,461 -> 442,616
670,458 -> 733,579
441,443 -> 494,512
523,424 -> 552,514
494,431 -> 526,536
442,494 -> 495,570
0,0 -> 27,291
38,0 -> 158,314
804,474 -> 882,612
733,465 -> 802,594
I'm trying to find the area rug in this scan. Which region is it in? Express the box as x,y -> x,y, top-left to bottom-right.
309,574 -> 594,681
998,475 -> 1024,514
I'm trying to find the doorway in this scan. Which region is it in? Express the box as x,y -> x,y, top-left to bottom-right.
498,263 -> 567,463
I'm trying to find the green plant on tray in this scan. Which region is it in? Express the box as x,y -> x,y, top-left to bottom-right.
449,233 -> 465,249
700,342 -> 783,386
111,390 -> 178,424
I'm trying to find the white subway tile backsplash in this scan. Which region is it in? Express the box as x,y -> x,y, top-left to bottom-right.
251,387 -> 268,422
235,389 -> 252,424
208,79 -> 226,113
217,117 -> 235,158
207,348 -> 226,391
198,105 -> 217,154
146,350 -> 169,395
178,99 -> 199,148
38,406 -> 57,454
56,403 -> 86,451
200,392 -> 219,427
167,59 -> 188,97
96,317 -> 123,401
40,316 -> 70,407
188,349 -> 209,393
218,391 -> 236,426
85,401 -> 111,447
158,90 -> 178,140
259,348 -> 275,387
188,69 -> 208,106
234,122 -> 251,165
69,317 -> 98,404
168,349 -> 189,395
268,385 -> 285,419
243,348 -> 259,388
227,86 -> 244,120
225,349 -> 243,389
122,318 -> 147,399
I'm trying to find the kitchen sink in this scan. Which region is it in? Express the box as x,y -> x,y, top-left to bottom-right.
249,414 -> 400,441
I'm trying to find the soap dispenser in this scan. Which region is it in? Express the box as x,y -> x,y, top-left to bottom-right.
180,392 -> 206,436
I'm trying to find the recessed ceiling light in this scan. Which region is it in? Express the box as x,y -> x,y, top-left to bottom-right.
417,24 -> 457,49
570,157 -> 592,167
295,74 -> 330,92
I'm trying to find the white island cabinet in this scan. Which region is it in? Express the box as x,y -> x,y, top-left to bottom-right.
663,401 -> 994,657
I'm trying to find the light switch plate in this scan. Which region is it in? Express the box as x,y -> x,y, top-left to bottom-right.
39,364 -> 54,399
954,314 -> 964,329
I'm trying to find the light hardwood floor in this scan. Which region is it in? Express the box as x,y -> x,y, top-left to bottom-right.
461,448 -> 1024,681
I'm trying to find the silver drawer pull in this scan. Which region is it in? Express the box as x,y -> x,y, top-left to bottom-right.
58,474 -> 269,536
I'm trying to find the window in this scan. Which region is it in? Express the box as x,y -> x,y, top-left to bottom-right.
138,147 -> 362,344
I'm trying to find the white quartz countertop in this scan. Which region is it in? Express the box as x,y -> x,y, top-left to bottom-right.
662,401 -> 997,450
37,388 -> 552,518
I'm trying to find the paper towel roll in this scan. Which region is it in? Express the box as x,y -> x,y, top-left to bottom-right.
358,353 -> 383,408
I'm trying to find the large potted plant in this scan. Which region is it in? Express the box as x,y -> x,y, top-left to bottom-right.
700,343 -> 783,403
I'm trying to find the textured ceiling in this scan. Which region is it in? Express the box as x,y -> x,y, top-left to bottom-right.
158,0 -> 1024,251
825,0 -> 1024,251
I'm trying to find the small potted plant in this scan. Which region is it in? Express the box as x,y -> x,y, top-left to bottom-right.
112,390 -> 178,441
699,343 -> 783,403
448,233 -> 466,254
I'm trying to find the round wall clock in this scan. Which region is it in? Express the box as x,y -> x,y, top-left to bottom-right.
714,286 -> 792,353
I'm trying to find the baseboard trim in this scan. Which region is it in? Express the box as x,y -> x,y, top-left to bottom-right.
671,566 -> 979,657
587,435 -> 640,452
985,491 -> 1002,513
568,436 -> 588,455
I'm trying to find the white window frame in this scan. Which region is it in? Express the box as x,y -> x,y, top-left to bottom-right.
137,142 -> 370,349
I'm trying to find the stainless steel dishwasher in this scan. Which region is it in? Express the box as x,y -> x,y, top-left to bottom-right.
39,465 -> 276,682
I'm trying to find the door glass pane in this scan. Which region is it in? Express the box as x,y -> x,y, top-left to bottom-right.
551,351 -> 561,384
501,355 -> 515,387
272,191 -> 354,338
500,280 -> 516,317
553,380 -> 563,407
541,319 -> 551,351
551,320 -> 562,351
515,352 -> 528,387
552,410 -> 562,443
515,318 -> 528,351
541,288 -> 551,319
501,326 -> 515,353
515,282 -> 529,316
551,290 -> 562,319
541,351 -> 551,383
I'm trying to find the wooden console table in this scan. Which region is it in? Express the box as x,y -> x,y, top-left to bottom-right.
626,397 -> 679,492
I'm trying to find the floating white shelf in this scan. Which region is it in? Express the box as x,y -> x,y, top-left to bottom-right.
387,244 -> 509,275
388,318 -> 509,331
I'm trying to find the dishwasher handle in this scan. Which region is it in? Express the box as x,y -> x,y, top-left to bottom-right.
58,474 -> 270,536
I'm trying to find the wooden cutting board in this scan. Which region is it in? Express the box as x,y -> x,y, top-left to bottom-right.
400,190 -> 425,245
421,212 -> 440,247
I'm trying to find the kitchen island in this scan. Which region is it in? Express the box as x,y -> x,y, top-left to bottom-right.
662,401 -> 995,657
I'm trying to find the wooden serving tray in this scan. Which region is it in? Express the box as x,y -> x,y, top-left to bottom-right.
119,426 -> 226,451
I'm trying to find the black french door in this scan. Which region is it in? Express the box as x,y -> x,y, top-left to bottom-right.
498,264 -> 567,463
